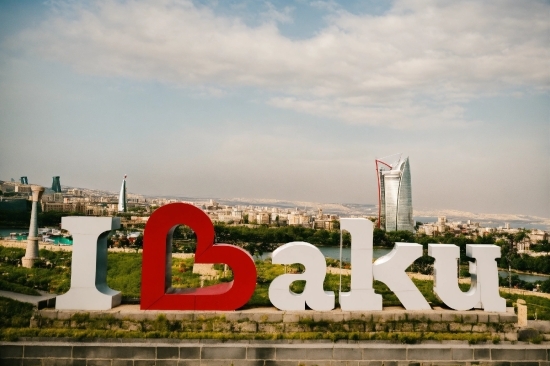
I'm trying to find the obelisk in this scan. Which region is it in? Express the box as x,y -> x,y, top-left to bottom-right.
22,185 -> 45,268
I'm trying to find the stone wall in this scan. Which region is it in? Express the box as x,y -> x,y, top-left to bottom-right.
31,307 -> 521,342
1,340 -> 549,365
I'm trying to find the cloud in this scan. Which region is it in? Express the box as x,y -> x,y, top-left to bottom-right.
268,96 -> 472,128
261,2 -> 294,24
12,0 -> 549,128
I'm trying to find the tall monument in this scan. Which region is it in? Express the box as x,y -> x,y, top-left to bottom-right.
22,185 -> 45,268
118,175 -> 127,212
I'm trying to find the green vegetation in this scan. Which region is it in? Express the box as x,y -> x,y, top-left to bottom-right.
498,241 -> 550,274
0,279 -> 40,296
105,252 -> 142,298
0,246 -> 221,300
213,224 -> 549,277
1,245 -> 549,315
0,326 -> 496,344
0,297 -> 35,328
1,244 -> 550,345
2,208 -> 546,277
0,247 -> 71,295
0,319 -> 500,344
499,273 -> 550,292
500,291 -> 550,320
214,224 -> 351,254
531,240 -> 550,253
0,209 -> 31,227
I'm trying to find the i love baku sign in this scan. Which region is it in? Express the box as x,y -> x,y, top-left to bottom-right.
55,203 -> 506,313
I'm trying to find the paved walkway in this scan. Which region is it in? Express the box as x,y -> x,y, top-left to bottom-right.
0,290 -> 56,309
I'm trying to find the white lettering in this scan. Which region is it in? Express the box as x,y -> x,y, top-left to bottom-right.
268,242 -> 334,311
339,218 -> 382,311
373,243 -> 431,310
428,244 -> 505,312
56,217 -> 122,310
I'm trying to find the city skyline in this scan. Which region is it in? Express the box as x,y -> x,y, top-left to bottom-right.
0,0 -> 548,217
3,176 -> 550,231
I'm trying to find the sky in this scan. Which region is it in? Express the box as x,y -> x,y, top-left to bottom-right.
0,0 -> 548,217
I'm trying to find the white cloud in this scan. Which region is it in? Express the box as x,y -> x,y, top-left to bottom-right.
12,0 -> 549,128
261,2 -> 294,24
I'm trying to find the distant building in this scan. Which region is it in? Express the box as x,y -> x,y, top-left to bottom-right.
376,155 -> 414,232
1,181 -> 16,192
51,176 -> 62,193
256,212 -> 270,225
68,188 -> 83,196
437,216 -> 447,233
118,175 -> 127,212
20,176 -> 28,185
14,184 -> 32,194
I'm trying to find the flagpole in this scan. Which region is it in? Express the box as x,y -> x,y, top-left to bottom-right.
339,226 -> 343,294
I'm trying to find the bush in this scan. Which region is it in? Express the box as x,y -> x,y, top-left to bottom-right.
0,279 -> 40,295
0,297 -> 34,328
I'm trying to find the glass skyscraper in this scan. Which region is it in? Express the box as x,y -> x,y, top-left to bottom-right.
51,176 -> 61,193
376,155 -> 414,232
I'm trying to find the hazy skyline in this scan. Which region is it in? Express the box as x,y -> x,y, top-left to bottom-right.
0,0 -> 548,217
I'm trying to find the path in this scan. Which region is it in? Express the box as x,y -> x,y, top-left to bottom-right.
0,290 -> 56,309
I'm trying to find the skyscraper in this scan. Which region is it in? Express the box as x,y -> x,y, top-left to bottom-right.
118,175 -> 127,212
20,176 -> 28,185
376,155 -> 414,232
51,176 -> 62,193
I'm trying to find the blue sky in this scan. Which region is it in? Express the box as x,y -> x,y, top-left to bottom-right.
0,0 -> 548,217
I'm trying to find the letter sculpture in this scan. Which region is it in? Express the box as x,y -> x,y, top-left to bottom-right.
429,244 -> 506,312
55,205 -> 506,313
373,242 -> 431,310
140,203 -> 257,310
338,218 -> 382,310
269,242 -> 334,311
56,217 -> 122,310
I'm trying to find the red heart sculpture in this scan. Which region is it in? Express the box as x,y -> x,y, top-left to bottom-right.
140,203 -> 257,310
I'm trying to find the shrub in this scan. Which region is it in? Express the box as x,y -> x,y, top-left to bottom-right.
0,296 -> 34,328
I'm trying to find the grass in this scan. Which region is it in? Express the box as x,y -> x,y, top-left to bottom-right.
0,325 -> 495,344
105,252 -> 142,298
0,279 -> 40,296
0,296 -> 35,328
0,246 -> 71,295
499,291 -> 550,320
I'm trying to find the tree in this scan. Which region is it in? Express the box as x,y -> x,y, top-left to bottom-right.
373,228 -> 391,247
133,234 -> 144,250
386,230 -> 415,244
513,230 -> 529,245
540,279 -> 550,293
532,240 -> 550,253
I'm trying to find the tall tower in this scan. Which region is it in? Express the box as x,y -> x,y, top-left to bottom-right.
375,155 -> 414,232
118,175 -> 127,213
51,176 -> 62,193
22,185 -> 45,268
20,177 -> 28,184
